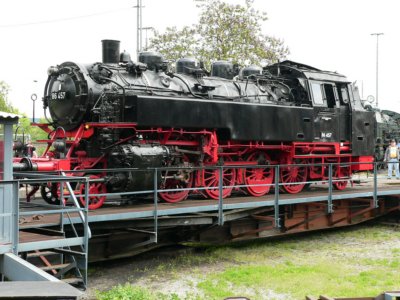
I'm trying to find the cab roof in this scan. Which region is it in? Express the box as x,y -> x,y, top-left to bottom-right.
268,60 -> 350,83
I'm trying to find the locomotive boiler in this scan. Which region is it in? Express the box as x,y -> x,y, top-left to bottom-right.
14,40 -> 376,209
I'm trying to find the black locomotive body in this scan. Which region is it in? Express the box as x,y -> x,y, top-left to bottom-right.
14,40 -> 376,209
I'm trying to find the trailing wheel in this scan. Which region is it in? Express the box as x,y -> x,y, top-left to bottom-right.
40,183 -> 61,205
333,165 -> 350,190
159,168 -> 193,203
244,152 -> 274,197
199,158 -> 236,200
78,175 -> 107,210
280,159 -> 308,194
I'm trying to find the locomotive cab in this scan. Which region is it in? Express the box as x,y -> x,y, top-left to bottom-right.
266,61 -> 375,157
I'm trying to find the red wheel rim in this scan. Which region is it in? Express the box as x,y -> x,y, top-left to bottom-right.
159,171 -> 193,203
334,166 -> 350,190
79,175 -> 107,210
244,152 -> 273,197
199,159 -> 236,200
280,159 -> 308,194
334,180 -> 348,190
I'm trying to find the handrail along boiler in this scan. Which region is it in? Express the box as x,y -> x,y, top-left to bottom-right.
13,40 -> 376,209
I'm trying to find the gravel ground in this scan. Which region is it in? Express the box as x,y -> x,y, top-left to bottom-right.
82,222 -> 400,299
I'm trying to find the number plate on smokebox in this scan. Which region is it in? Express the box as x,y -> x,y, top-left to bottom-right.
51,91 -> 67,100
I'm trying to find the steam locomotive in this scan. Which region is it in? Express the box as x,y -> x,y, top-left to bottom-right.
13,40 -> 376,209
374,109 -> 400,162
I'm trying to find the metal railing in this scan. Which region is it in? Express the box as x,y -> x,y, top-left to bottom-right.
27,160 -> 393,236
0,173 -> 90,286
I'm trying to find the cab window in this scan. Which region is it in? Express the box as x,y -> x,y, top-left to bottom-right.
323,83 -> 336,108
337,84 -> 350,105
311,82 -> 324,106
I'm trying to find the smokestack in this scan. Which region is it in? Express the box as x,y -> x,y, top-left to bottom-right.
101,40 -> 120,64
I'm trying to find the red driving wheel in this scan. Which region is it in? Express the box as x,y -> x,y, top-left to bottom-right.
159,168 -> 194,203
198,157 -> 236,200
280,159 -> 308,194
78,175 -> 107,210
333,165 -> 350,190
244,152 -> 274,197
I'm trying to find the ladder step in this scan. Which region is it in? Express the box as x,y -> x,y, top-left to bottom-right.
62,278 -> 84,285
52,248 -> 86,257
27,251 -> 58,258
40,263 -> 71,271
26,227 -> 65,236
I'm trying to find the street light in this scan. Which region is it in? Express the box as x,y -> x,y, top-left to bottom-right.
134,0 -> 144,57
32,80 -> 38,123
371,33 -> 384,107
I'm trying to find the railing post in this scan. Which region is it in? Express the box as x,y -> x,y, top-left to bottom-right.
153,168 -> 158,243
218,166 -> 224,226
328,163 -> 333,214
59,180 -> 65,268
12,181 -> 19,255
274,165 -> 280,228
60,180 -> 65,230
373,162 -> 378,208
83,177 -> 89,287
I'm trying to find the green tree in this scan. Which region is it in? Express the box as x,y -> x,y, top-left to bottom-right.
149,0 -> 289,67
17,117 -> 49,142
0,81 -> 18,113
148,26 -> 199,61
0,80 -> 48,144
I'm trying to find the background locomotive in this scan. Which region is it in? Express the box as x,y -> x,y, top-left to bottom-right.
13,40 -> 376,209
374,109 -> 400,162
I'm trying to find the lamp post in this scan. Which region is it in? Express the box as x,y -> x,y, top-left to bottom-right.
135,0 -> 144,58
371,33 -> 384,107
31,80 -> 38,123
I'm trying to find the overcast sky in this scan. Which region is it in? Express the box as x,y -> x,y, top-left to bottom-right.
0,0 -> 398,117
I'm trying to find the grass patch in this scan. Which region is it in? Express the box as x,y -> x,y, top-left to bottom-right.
194,225 -> 400,299
198,260 -> 400,299
94,224 -> 400,299
96,284 -> 202,300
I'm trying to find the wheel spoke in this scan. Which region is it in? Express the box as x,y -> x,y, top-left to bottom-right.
247,173 -> 257,181
206,178 -> 218,187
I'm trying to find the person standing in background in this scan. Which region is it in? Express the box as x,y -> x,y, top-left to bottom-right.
26,140 -> 37,158
384,139 -> 400,179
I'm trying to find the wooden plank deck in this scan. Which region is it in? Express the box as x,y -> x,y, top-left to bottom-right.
19,231 -> 63,244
